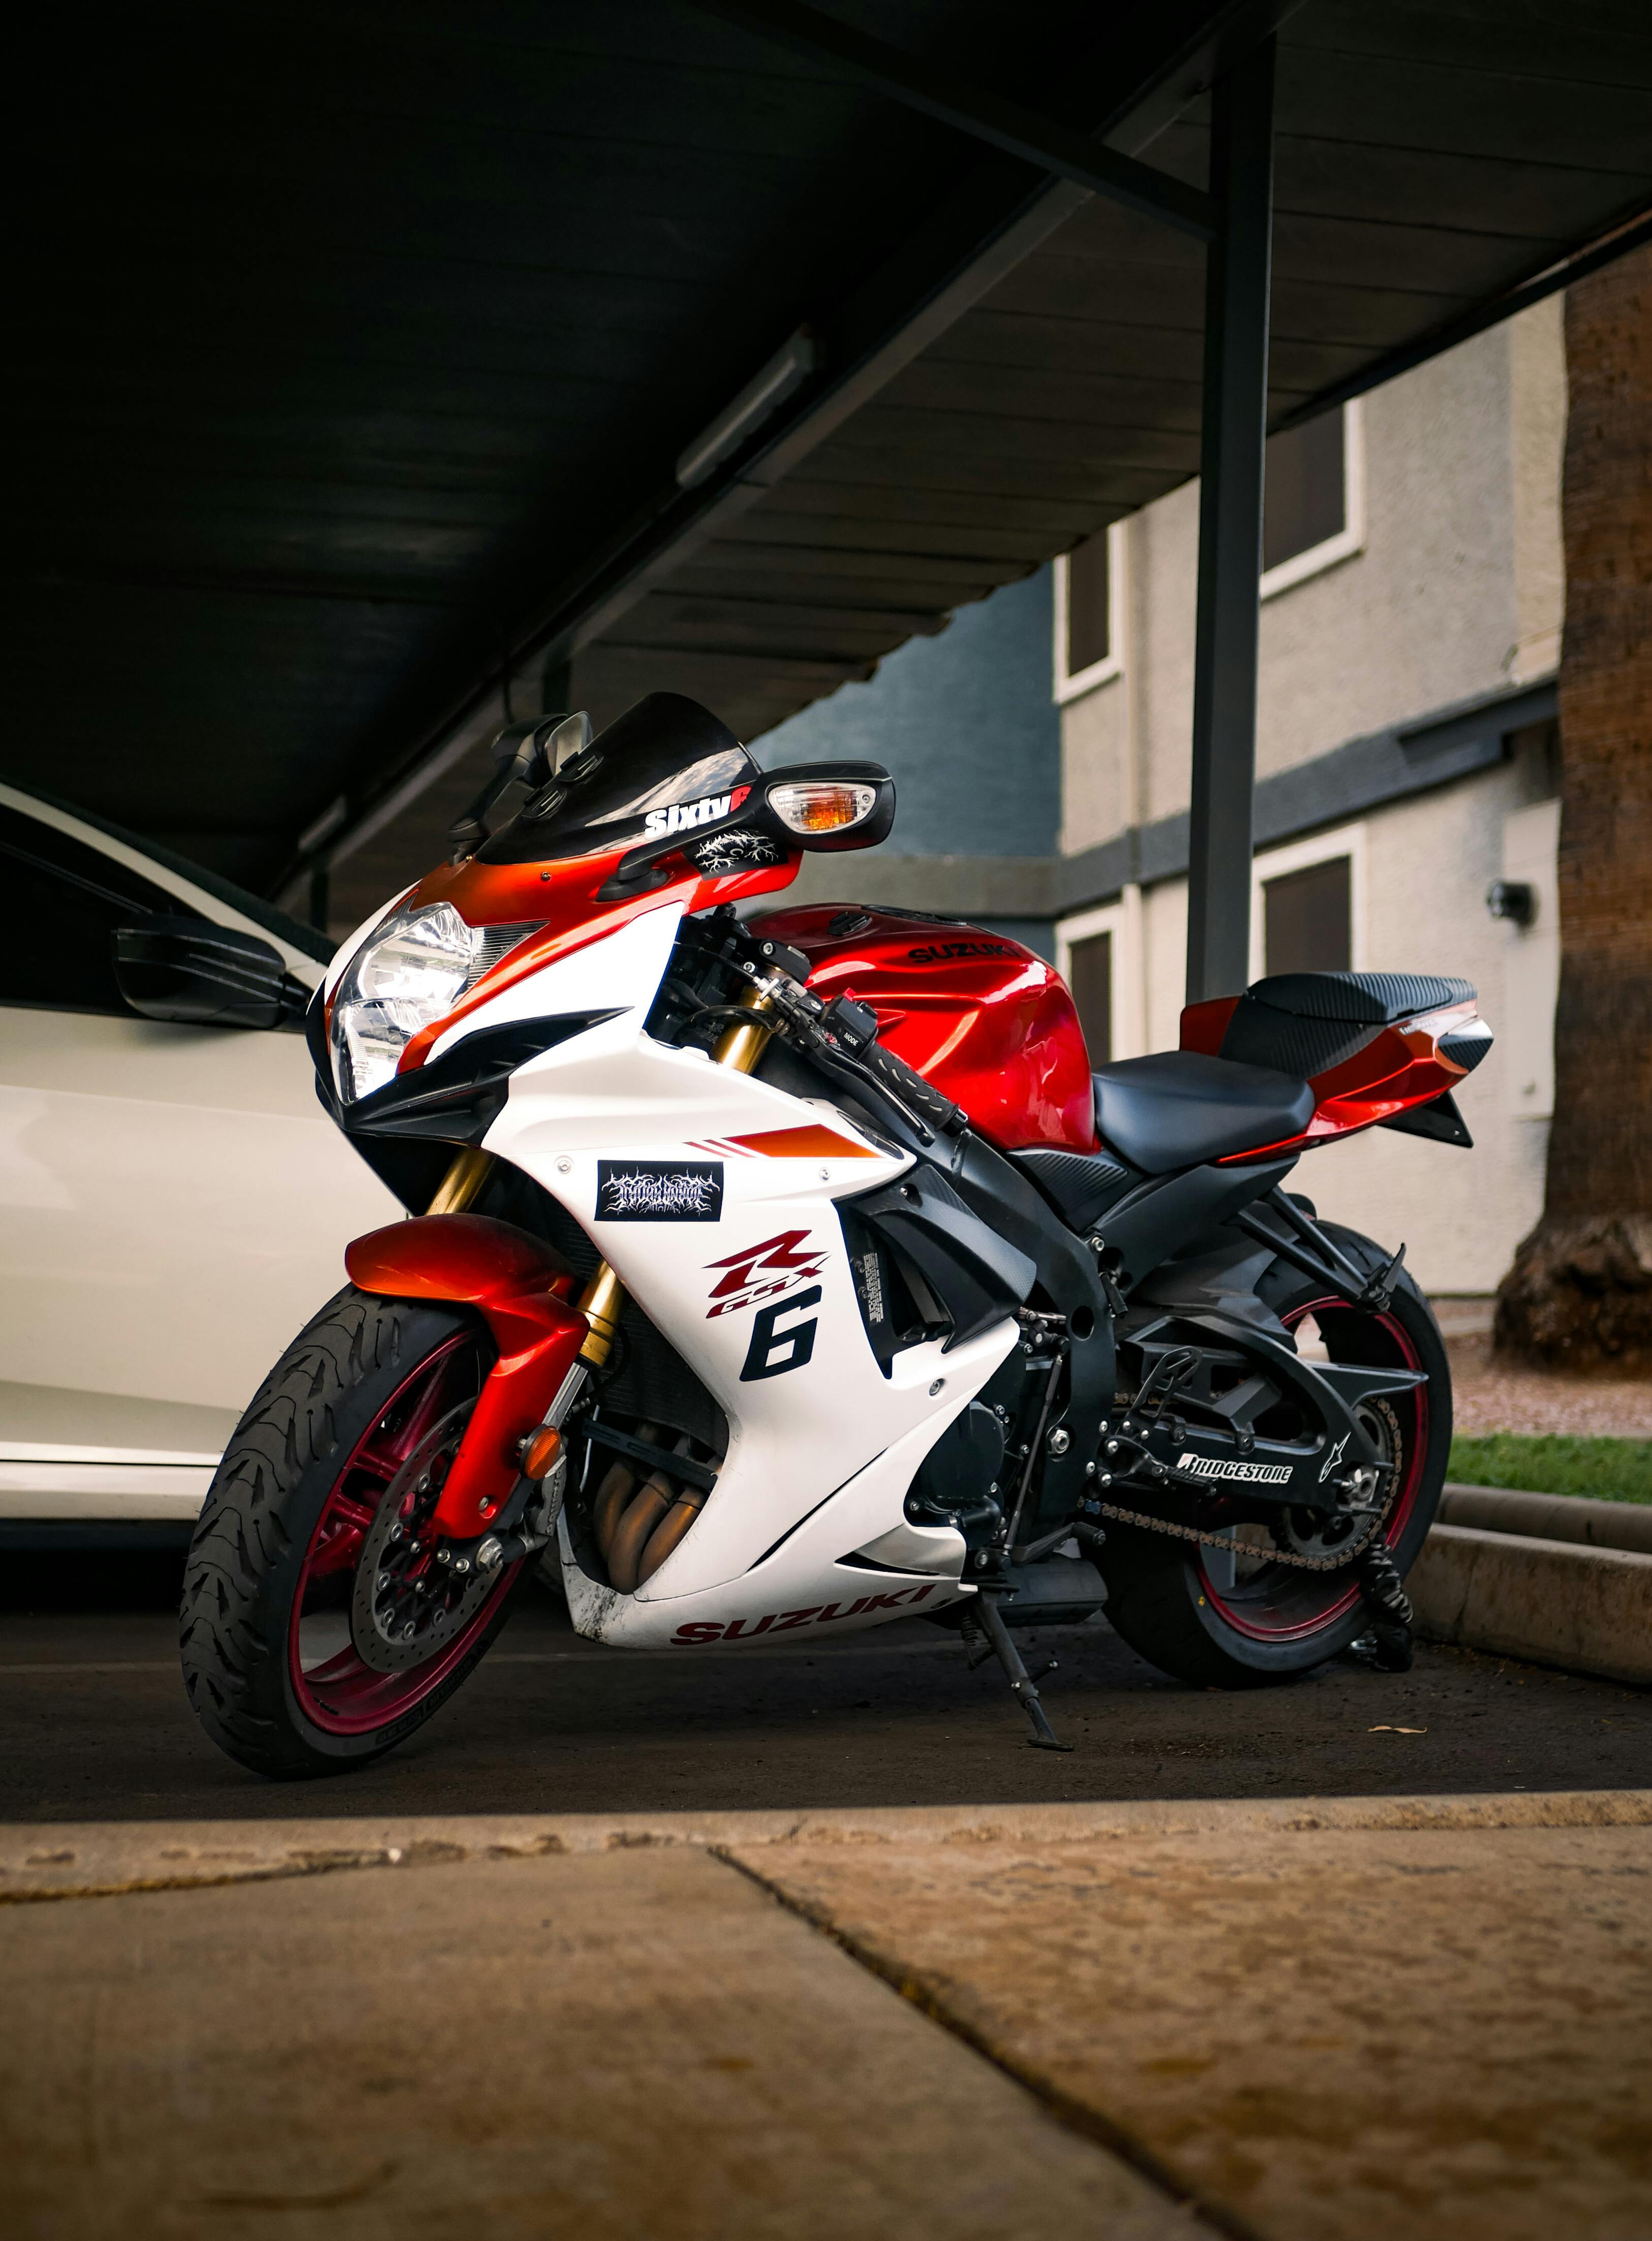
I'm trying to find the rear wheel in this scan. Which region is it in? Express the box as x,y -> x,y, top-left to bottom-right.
180,1287 -> 526,1777
1099,1224 -> 1450,1688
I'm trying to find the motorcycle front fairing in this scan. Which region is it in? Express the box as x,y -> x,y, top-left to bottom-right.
323,877 -> 1019,1647
471,899 -> 1020,1643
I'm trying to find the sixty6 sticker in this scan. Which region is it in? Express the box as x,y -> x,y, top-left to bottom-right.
643,785 -> 751,839
596,1160 -> 724,1222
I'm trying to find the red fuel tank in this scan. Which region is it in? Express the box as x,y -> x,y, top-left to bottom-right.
748,904 -> 1098,1154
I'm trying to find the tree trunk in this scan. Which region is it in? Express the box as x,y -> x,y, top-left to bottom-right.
1496,243 -> 1652,1372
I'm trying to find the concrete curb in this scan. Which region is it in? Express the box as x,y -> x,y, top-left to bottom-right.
1439,1481 -> 1652,1554
4,1788 -> 1649,1904
1411,1522 -> 1652,1685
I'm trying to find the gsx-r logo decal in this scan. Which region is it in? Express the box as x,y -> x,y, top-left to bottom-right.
705,1228 -> 827,1318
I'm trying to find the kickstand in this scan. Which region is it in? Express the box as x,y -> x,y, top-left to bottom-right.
974,1594 -> 1074,1752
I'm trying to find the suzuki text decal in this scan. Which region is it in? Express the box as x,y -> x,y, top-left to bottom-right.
670,1582 -> 936,1644
643,785 -> 750,840
705,1229 -> 828,1318
906,940 -> 1015,963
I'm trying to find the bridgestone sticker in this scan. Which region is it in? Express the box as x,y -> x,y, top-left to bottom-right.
596,1160 -> 723,1222
1176,1452 -> 1294,1486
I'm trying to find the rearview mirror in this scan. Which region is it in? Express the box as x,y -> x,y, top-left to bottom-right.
112,917 -> 308,1030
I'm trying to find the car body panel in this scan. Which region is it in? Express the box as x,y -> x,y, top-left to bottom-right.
0,792 -> 400,1522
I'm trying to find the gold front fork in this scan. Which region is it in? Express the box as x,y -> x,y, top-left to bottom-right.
711,982 -> 779,1076
426,1144 -> 495,1215
427,982 -> 782,1371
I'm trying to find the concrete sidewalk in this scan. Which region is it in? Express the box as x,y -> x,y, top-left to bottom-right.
5,1792 -> 1650,2241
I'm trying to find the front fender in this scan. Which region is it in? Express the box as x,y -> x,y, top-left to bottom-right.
345,1214 -> 587,1536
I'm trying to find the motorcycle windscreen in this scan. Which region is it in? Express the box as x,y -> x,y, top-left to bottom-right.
477,693 -> 760,868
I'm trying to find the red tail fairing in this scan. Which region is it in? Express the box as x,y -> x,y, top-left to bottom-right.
1180,974 -> 1491,1160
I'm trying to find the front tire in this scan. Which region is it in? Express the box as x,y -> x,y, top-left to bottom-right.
1099,1225 -> 1450,1688
180,1287 -> 525,1778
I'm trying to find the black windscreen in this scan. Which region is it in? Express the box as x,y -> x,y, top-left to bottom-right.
479,693 -> 757,866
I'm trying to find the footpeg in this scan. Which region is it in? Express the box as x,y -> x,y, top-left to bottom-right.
974,1594 -> 1073,1751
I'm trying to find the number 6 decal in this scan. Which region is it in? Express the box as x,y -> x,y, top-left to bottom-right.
739,1286 -> 821,1381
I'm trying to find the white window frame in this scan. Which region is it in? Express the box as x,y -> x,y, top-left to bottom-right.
1259,399 -> 1366,602
1053,520 -> 1128,702
1249,821 -> 1367,984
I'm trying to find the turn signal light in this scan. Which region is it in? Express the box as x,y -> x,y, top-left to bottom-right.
519,1426 -> 563,1481
767,780 -> 877,835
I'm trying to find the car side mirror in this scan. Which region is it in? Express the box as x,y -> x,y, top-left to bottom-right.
112,916 -> 308,1029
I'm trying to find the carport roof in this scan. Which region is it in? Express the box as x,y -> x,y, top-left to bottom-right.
11,0 -> 1652,893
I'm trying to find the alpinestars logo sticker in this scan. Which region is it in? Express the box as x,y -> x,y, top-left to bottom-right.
1176,1452 -> 1294,1486
596,1160 -> 723,1222
705,1229 -> 828,1318
643,785 -> 751,840
1319,1432 -> 1351,1483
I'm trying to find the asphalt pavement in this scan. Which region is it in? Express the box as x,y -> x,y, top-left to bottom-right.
4,1549 -> 1650,1821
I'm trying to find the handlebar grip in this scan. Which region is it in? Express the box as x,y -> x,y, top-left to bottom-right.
814,995 -> 963,1136
858,1036 -> 964,1134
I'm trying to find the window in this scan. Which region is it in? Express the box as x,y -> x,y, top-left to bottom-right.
1263,857 -> 1352,976
0,805 -> 185,1013
1067,930 -> 1112,1063
1054,522 -> 1125,700
1265,413 -> 1343,571
1058,898 -> 1135,1062
1260,401 -> 1364,599
1067,530 -> 1111,673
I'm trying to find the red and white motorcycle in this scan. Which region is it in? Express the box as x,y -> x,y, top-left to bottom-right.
181,693 -> 1490,1776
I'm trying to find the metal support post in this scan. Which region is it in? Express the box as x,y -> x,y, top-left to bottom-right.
1185,37 -> 1276,1005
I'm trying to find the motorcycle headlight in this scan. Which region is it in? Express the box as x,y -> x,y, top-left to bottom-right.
329,902 -> 543,1104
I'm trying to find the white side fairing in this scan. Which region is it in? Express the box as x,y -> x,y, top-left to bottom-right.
458,899 -> 1013,1648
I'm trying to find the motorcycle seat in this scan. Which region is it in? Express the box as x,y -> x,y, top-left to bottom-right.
1092,1051 -> 1316,1175
1218,970 -> 1476,1078
1239,970 -> 1474,1023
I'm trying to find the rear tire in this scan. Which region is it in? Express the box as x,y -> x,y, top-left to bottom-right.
180,1286 -> 525,1778
1099,1225 -> 1450,1689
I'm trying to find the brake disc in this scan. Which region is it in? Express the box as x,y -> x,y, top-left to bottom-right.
350,1402 -> 498,1674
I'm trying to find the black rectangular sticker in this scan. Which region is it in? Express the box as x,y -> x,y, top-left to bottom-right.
595,1159 -> 724,1222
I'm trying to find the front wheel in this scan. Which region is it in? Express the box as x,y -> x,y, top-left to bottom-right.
1099,1225 -> 1450,1689
180,1287 -> 526,1778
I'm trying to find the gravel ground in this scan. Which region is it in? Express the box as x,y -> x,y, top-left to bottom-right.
1447,1333 -> 1652,1438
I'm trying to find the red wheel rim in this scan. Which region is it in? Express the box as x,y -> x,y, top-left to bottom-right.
288,1333 -> 519,1736
1195,1296 -> 1428,1644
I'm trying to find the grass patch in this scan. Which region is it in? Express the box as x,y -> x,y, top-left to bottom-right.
1448,1432 -> 1652,1505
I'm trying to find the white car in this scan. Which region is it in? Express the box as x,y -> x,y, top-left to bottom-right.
0,781 -> 400,1538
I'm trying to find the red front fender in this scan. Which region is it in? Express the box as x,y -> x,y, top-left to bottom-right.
345,1215 -> 587,1538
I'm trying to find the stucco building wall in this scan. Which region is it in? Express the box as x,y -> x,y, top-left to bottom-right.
1058,299 -> 1568,1296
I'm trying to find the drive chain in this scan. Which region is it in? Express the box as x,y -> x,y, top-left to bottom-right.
1092,1497 -> 1387,1573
